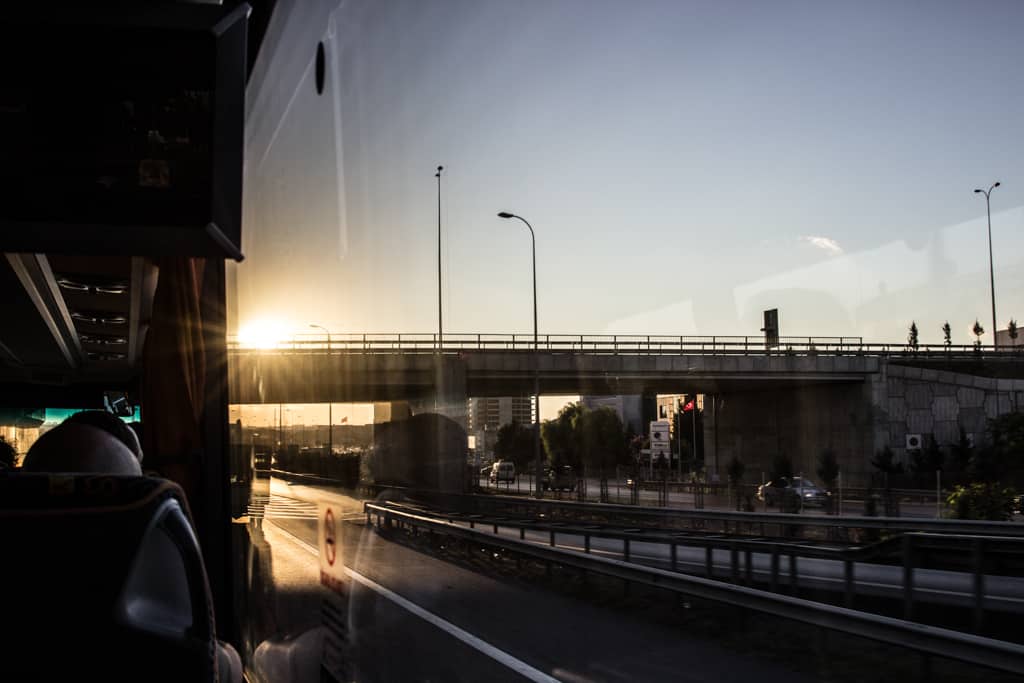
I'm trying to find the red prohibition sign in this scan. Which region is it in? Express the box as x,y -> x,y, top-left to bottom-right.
323,508 -> 337,566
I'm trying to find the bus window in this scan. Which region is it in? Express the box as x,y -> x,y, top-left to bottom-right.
3,1 -> 1022,682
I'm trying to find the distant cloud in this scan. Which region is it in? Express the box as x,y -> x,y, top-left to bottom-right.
800,235 -> 844,255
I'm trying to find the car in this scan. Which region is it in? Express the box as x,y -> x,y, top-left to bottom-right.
756,476 -> 828,508
489,460 -> 516,484
542,466 -> 576,492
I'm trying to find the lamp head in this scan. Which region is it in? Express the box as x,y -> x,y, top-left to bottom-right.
975,189 -> 983,193
497,212 -> 514,219
994,181 -> 1001,188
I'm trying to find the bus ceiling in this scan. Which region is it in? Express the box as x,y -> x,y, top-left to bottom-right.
0,3 -> 250,391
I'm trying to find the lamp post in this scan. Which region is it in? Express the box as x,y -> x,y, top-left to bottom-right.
309,324 -> 332,456
498,211 -> 541,496
436,165 -> 444,351
974,181 -> 1001,350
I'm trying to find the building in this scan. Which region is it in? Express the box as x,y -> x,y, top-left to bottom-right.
656,394 -> 703,436
579,395 -> 644,434
467,397 -> 535,459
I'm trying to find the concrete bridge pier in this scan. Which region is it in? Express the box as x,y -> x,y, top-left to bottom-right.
405,356 -> 468,429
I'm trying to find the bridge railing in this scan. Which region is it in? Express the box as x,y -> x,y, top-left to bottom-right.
227,332 -> 1013,357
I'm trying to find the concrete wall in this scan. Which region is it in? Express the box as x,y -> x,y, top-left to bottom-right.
880,364 -> 1024,465
706,381 -> 876,487
706,361 -> 1024,488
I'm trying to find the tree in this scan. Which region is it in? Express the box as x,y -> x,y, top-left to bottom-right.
726,456 -> 746,511
817,448 -> 840,514
726,455 -> 746,486
493,420 -> 539,470
948,427 -> 973,477
972,319 -> 985,350
577,407 -> 628,474
816,448 -> 840,491
1009,319 -> 1019,344
942,321 -> 952,348
871,445 -> 903,474
541,402 -> 584,469
907,321 -> 919,351
770,452 -> 793,481
974,412 -> 1024,486
911,435 -> 943,476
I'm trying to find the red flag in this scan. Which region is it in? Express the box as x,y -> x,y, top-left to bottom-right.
682,400 -> 695,412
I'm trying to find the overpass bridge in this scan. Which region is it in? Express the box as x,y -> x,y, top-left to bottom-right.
227,332 -> 1014,403
227,333 -> 1024,486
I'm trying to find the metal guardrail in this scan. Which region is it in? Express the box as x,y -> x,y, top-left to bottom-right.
364,503 -> 1024,675
482,476 -> 947,507
378,499 -> 1024,627
425,490 -> 1024,538
227,332 -> 1019,357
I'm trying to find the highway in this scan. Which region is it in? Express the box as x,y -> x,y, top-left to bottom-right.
245,479 -> 816,682
260,479 -> 1024,617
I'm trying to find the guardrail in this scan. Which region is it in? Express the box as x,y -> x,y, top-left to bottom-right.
480,476 -> 947,509
227,332 -> 1019,357
377,499 -> 1024,629
364,502 -> 1024,675
418,489 -> 1024,539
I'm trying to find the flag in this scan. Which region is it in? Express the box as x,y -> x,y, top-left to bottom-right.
682,400 -> 694,412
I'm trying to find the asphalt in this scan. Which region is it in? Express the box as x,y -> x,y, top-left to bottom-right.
248,481 -> 815,682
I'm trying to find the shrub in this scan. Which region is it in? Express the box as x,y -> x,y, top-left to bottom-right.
947,483 -> 1016,521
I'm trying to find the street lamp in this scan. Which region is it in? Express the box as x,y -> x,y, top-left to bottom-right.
498,211 -> 541,497
309,323 -> 332,456
974,182 -> 1001,350
436,165 -> 444,351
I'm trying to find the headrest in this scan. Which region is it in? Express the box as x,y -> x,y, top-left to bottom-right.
0,473 -> 217,682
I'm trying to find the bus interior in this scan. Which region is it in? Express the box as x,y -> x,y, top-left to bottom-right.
2,2 -> 1024,683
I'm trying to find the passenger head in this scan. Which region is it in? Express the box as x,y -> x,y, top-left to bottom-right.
0,436 -> 16,470
22,422 -> 142,475
64,410 -> 143,463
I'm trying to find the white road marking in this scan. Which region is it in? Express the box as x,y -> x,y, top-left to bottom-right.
268,519 -> 562,683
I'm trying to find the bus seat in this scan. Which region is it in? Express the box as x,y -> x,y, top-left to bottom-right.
0,473 -> 220,682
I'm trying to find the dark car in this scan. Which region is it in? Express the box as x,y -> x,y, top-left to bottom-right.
542,466 -> 577,492
756,476 -> 828,508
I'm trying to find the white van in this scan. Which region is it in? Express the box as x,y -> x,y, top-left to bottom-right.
489,460 -> 516,484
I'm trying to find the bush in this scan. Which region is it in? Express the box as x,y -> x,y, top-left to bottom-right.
947,483 -> 1016,521
871,446 -> 904,474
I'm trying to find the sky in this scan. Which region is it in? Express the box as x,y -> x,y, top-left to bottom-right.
232,0 -> 1024,347
228,397 -> 576,426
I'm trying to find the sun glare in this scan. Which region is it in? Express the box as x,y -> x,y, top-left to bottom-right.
237,319 -> 291,349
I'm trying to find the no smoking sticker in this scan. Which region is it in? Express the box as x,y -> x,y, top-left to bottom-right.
318,503 -> 345,594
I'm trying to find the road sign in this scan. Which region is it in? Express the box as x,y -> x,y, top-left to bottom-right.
649,420 -> 670,445
762,308 -> 779,348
